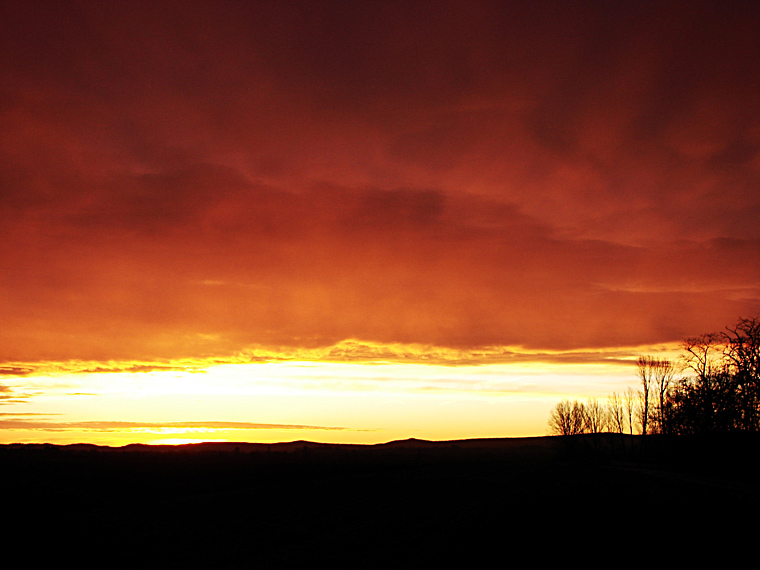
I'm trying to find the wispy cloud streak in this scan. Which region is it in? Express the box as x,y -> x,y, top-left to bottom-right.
0,418 -> 347,432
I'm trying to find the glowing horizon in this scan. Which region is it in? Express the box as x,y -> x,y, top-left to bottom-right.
0,340 -> 678,446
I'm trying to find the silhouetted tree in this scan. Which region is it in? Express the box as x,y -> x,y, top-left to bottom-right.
662,319 -> 760,434
723,317 -> 760,431
676,333 -> 739,433
548,399 -> 587,436
583,398 -> 608,434
636,357 -> 656,435
665,370 -> 739,435
607,392 -> 630,451
624,386 -> 637,436
547,316 -> 760,438
607,392 -> 626,434
637,357 -> 675,434
682,333 -> 723,383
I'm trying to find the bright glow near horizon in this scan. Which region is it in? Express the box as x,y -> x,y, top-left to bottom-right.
0,358 -> 640,446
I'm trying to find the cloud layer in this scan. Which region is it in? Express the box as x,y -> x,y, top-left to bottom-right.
1,1 -> 759,363
0,415 -> 346,432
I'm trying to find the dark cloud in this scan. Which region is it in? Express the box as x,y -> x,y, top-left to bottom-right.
1,1 -> 759,363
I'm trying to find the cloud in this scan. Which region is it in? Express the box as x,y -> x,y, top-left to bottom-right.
0,418 -> 347,432
0,384 -> 32,404
244,339 -> 647,368
1,1 -> 759,364
1,175 -> 758,361
79,364 -> 206,375
0,368 -> 34,376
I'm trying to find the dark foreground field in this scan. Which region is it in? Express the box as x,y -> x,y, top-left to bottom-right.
3,434 -> 757,567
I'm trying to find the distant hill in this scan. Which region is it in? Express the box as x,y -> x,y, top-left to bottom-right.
4,434 -> 557,453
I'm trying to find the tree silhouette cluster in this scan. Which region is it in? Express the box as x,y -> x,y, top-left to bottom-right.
548,316 -> 760,437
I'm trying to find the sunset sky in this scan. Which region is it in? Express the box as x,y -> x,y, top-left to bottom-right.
1,0 -> 759,445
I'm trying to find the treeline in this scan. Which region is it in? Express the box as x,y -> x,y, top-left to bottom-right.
548,316 -> 760,437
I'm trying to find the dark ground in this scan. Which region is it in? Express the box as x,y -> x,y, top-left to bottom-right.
3,434 -> 757,568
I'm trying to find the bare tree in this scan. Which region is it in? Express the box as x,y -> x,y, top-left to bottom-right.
608,392 -> 626,434
547,399 -> 587,436
646,357 -> 675,434
548,318 -> 760,440
637,356 -> 655,435
682,333 -> 723,383
584,397 -> 608,434
624,386 -> 637,435
723,317 -> 760,431
681,333 -> 727,433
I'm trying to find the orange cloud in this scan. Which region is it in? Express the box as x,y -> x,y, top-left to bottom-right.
1,1 -> 759,366
0,417 -> 347,432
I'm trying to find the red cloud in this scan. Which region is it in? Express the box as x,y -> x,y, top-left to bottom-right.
1,1 -> 759,363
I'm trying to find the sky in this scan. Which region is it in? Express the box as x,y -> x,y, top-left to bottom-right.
1,0 -> 759,445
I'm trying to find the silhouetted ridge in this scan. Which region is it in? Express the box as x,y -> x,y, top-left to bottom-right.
378,438 -> 437,448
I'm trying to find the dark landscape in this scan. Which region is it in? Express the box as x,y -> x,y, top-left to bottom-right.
4,434 -> 757,567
